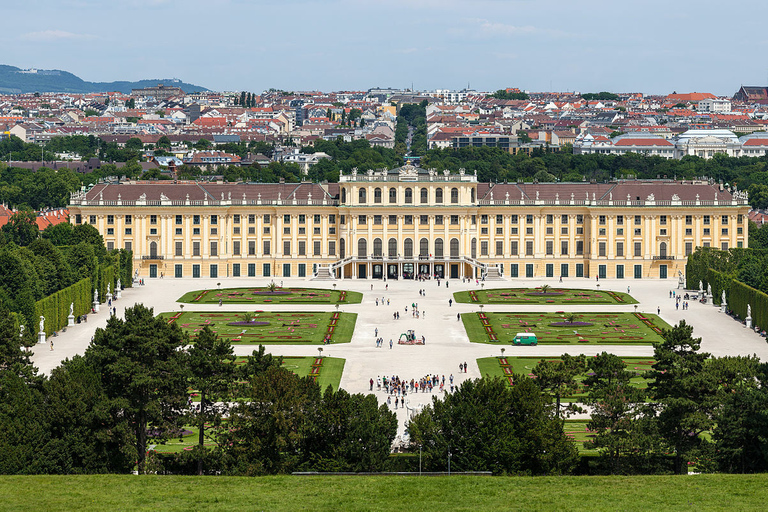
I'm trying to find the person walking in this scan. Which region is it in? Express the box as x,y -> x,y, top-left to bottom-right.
375,327 -> 378,337
657,306 -> 661,315
464,361 -> 468,373
390,339 -> 393,349
457,313 -> 460,321
449,299 -> 453,307
370,378 -> 374,391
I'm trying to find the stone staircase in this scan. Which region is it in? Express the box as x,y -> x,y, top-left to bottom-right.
483,264 -> 504,281
312,265 -> 335,281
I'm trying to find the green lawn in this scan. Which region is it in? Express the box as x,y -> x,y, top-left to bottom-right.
3,474 -> 768,511
177,286 -> 363,304
454,287 -> 637,305
279,356 -> 345,392
160,311 -> 356,345
477,356 -> 655,400
463,311 -> 669,344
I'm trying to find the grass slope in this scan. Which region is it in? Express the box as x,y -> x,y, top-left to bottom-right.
454,287 -> 637,305
2,474 -> 767,511
463,311 -> 669,345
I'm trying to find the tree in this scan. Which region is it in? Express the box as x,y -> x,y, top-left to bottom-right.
584,353 -> 654,474
125,98 -> 135,109
156,136 -> 171,149
187,326 -> 236,475
408,376 -> 578,475
533,354 -> 587,418
125,138 -> 144,151
41,223 -> 74,246
84,304 -> 189,474
42,356 -> 134,473
122,159 -> 143,180
1,210 -> 39,246
647,320 -> 716,474
222,365 -> 319,475
300,388 -> 397,472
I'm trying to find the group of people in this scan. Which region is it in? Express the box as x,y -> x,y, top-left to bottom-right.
370,373 -> 459,408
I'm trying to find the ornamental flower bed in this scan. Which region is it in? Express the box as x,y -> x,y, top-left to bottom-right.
467,312 -> 667,345
459,288 -> 636,305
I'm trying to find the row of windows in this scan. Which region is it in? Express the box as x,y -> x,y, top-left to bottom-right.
164,240 -> 338,258
342,187 -> 472,205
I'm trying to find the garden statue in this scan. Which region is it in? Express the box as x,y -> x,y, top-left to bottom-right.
107,283 -> 111,295
70,302 -> 74,316
707,283 -> 712,297
94,289 -> 99,303
748,304 -> 752,318
39,315 -> 45,333
699,280 -> 703,294
117,278 -> 121,290
721,290 -> 726,305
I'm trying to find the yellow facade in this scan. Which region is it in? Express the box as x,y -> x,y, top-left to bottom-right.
68,166 -> 749,281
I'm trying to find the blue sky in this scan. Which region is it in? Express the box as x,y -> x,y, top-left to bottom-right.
4,0 -> 768,95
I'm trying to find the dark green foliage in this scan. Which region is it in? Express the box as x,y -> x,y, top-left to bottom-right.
490,90 -> 530,100
533,354 -> 587,418
42,356 -> 134,473
1,210 -> 39,246
647,321 -> 716,474
187,326 -> 235,475
84,304 -> 190,474
582,92 -> 619,101
408,376 -> 579,475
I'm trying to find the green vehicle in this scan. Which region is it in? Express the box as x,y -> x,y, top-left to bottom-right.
513,333 -> 538,346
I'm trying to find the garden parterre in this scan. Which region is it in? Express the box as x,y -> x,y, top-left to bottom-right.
176,286 -> 362,304
160,311 -> 356,344
453,287 -> 637,305
463,312 -> 669,344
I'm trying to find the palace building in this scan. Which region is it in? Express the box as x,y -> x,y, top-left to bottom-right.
68,164 -> 750,281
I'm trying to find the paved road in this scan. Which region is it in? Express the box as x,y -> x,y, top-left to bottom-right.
31,276 -> 768,437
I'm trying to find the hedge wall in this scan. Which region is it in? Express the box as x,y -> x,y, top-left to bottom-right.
34,277 -> 92,336
728,279 -> 768,333
98,265 -> 116,303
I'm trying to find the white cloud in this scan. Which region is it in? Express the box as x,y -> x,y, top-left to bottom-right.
21,30 -> 96,41
469,18 -> 571,38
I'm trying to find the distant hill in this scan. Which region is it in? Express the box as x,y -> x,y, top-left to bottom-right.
0,65 -> 209,94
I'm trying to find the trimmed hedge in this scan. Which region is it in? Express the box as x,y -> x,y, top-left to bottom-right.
728,279 -> 768,332
34,277 -> 92,336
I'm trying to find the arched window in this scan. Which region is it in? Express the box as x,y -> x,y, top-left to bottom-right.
358,188 -> 366,204
404,188 -> 413,204
374,187 -> 382,203
420,238 -> 429,257
435,188 -> 443,203
150,241 -> 158,258
451,187 -> 459,204
404,238 -> 414,258
659,241 -> 667,258
340,238 -> 346,258
389,188 -> 397,203
471,188 -> 475,203
373,238 -> 383,257
341,188 -> 346,204
358,238 -> 367,258
471,238 -> 477,259
450,238 -> 459,258
388,238 -> 398,258
420,188 -> 428,204
435,238 -> 444,258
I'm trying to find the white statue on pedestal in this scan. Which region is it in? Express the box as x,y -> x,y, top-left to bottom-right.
94,289 -> 99,303
748,304 -> 752,318
39,316 -> 45,333
699,280 -> 703,294
107,283 -> 111,295
70,302 -> 74,316
707,283 -> 712,296
721,290 -> 726,305
117,278 -> 121,290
